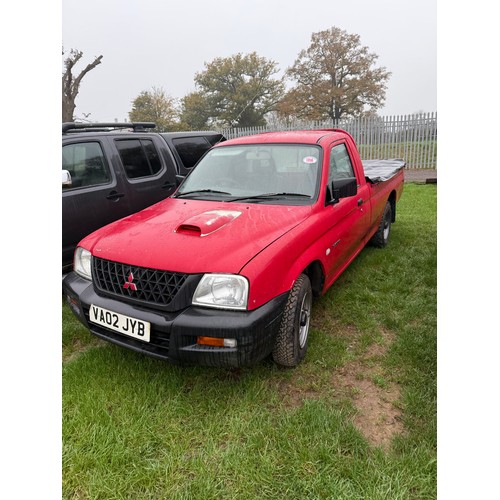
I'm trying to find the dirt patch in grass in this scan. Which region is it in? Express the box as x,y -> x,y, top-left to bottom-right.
276,326 -> 403,449
63,337 -> 105,364
274,377 -> 322,409
332,329 -> 403,449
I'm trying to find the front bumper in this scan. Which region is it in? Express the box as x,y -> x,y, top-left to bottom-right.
63,272 -> 288,367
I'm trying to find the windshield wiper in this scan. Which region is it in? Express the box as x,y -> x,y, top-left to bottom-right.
228,192 -> 311,202
175,189 -> 232,198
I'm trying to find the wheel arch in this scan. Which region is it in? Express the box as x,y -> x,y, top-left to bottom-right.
303,260 -> 325,298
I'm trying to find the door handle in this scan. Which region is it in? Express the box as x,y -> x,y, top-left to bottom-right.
106,190 -> 125,201
162,182 -> 175,189
357,198 -> 363,206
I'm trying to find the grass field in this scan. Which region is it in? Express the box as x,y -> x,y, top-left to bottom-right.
62,183 -> 437,499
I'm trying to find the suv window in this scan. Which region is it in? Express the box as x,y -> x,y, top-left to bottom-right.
115,139 -> 163,179
328,143 -> 355,183
62,142 -> 111,189
172,137 -> 211,169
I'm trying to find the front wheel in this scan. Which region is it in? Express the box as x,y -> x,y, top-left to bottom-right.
272,273 -> 312,367
369,201 -> 392,248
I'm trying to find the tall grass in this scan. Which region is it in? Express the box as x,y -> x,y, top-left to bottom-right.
62,183 -> 437,499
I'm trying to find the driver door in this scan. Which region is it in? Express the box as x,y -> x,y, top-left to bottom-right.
323,141 -> 371,283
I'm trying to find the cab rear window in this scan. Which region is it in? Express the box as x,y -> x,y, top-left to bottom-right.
172,137 -> 211,169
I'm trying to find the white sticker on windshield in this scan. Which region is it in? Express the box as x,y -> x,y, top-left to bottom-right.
303,156 -> 317,164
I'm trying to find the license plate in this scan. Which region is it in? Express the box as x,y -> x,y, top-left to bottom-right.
89,304 -> 150,342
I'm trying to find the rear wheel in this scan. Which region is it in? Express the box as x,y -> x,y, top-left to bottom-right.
272,273 -> 312,367
369,201 -> 392,248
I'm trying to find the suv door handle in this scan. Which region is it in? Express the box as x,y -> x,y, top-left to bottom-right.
357,198 -> 363,206
106,190 -> 125,201
162,182 -> 175,189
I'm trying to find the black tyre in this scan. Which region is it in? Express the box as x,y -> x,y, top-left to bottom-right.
369,201 -> 392,248
272,273 -> 312,367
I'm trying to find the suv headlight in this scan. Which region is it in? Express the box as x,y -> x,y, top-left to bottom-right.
74,247 -> 92,281
192,274 -> 248,310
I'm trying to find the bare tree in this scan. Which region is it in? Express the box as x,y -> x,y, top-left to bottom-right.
62,48 -> 103,122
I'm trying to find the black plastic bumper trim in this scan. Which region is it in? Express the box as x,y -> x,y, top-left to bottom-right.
63,272 -> 288,367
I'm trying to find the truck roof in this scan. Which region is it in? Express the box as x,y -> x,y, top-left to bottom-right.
220,129 -> 351,146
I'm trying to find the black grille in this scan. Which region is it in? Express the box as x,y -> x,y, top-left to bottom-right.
92,257 -> 189,308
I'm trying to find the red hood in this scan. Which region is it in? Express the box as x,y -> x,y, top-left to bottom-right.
80,198 -> 312,274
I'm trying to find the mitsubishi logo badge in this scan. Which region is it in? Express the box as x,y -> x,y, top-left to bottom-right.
123,273 -> 138,291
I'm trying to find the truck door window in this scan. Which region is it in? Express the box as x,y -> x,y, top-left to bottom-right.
328,143 -> 355,182
172,137 -> 211,169
62,142 -> 110,189
115,139 -> 163,179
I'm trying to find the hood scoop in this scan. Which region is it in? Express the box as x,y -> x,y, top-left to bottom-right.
175,210 -> 242,237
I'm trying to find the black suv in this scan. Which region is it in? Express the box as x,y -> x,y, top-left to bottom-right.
62,122 -> 225,272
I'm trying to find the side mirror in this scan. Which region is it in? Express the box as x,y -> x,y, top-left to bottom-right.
62,170 -> 72,188
326,177 -> 357,205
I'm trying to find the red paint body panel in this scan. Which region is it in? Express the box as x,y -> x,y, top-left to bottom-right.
77,129 -> 404,311
79,198 -> 312,275
241,168 -> 404,309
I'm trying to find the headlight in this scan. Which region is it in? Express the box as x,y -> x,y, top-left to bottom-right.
74,247 -> 92,281
192,274 -> 248,310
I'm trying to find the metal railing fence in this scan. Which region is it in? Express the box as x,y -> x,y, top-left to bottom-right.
219,112 -> 437,169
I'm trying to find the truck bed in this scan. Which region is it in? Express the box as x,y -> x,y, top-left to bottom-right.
362,159 -> 406,183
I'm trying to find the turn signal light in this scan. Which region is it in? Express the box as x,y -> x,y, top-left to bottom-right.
197,336 -> 237,348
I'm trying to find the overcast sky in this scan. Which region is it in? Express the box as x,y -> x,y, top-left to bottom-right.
62,0 -> 437,123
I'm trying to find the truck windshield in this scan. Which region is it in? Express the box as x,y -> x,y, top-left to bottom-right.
174,144 -> 322,204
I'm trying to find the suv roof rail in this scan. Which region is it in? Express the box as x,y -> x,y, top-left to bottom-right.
62,122 -> 156,134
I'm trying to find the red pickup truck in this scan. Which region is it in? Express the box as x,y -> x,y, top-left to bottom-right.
63,129 -> 404,368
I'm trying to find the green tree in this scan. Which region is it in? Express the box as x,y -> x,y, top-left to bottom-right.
62,48 -> 103,122
129,87 -> 179,132
194,52 -> 285,128
282,27 -> 391,123
179,92 -> 212,130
